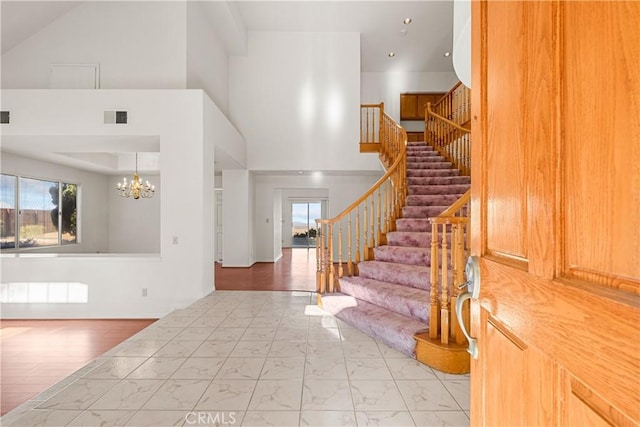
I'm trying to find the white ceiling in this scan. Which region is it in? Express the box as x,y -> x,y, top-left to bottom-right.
234,1 -> 454,72
0,1 -> 454,174
0,1 -> 80,54
1,135 -> 161,175
1,1 -> 455,72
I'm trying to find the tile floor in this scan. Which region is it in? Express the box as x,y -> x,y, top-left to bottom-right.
1,291 -> 470,427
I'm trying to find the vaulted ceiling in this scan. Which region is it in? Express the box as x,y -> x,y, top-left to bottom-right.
0,1 -> 455,174
1,1 -> 455,73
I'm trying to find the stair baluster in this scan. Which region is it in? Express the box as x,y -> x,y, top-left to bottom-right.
347,213 -> 353,277
430,222 -> 440,340
338,223 -> 343,279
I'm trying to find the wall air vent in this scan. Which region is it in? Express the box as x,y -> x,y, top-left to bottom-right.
104,110 -> 128,124
1,111 -> 9,124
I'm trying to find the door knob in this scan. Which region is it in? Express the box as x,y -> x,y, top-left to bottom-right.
456,255 -> 480,359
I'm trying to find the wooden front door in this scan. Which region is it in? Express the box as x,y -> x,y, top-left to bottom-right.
469,1 -> 639,425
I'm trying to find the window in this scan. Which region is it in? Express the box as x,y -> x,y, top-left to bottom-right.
19,177 -> 59,247
0,174 -> 17,249
0,174 -> 78,249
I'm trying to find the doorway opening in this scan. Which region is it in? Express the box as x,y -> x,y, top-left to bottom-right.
291,201 -> 321,248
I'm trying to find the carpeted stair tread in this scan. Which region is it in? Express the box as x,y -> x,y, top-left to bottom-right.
408,176 -> 470,186
407,158 -> 447,166
407,152 -> 440,158
320,293 -> 428,357
395,218 -> 433,232
408,185 -> 471,196
374,245 -> 431,266
387,231 -> 432,247
357,260 -> 430,291
338,276 -> 430,322
407,155 -> 441,162
407,162 -> 453,170
407,169 -> 460,177
407,145 -> 436,150
402,205 -> 448,218
406,194 -> 464,206
386,231 -> 454,248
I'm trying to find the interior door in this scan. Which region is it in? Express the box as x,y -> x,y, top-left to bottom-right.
470,1 -> 639,425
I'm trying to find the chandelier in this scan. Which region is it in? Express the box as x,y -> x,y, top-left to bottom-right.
116,153 -> 155,199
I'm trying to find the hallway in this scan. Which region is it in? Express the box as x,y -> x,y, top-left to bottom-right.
215,249 -> 317,292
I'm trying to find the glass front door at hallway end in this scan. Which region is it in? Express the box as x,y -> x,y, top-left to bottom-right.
291,202 -> 320,248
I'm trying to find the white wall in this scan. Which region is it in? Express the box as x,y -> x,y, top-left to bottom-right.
1,2 -> 187,89
252,173 -> 382,262
201,96 -> 217,296
205,93 -> 247,171
108,175 -> 160,253
187,2 -> 229,115
453,0 -> 472,88
229,32 -> 379,171
0,152 -> 109,254
0,89 -> 219,318
361,71 -> 459,122
222,169 -> 251,267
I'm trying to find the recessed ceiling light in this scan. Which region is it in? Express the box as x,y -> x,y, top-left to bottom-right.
403,18 -> 412,24
443,51 -> 451,57
297,171 -> 304,174
388,52 -> 396,58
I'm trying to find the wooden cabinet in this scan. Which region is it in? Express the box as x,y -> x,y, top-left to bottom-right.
400,93 -> 445,120
406,132 -> 424,142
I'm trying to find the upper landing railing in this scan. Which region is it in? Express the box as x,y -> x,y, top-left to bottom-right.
425,82 -> 471,176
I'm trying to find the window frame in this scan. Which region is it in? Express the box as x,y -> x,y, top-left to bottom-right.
0,173 -> 18,249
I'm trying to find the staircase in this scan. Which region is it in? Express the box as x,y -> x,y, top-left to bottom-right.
316,83 -> 472,373
321,141 -> 470,358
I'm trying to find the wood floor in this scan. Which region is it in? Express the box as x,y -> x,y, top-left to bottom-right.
215,248 -> 317,292
1,248 -> 316,416
0,319 -> 156,415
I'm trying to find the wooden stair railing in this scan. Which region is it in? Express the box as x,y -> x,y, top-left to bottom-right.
359,103 -> 383,154
430,81 -> 471,128
415,82 -> 472,373
316,104 -> 407,296
425,82 -> 471,176
428,190 -> 471,342
414,189 -> 471,374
